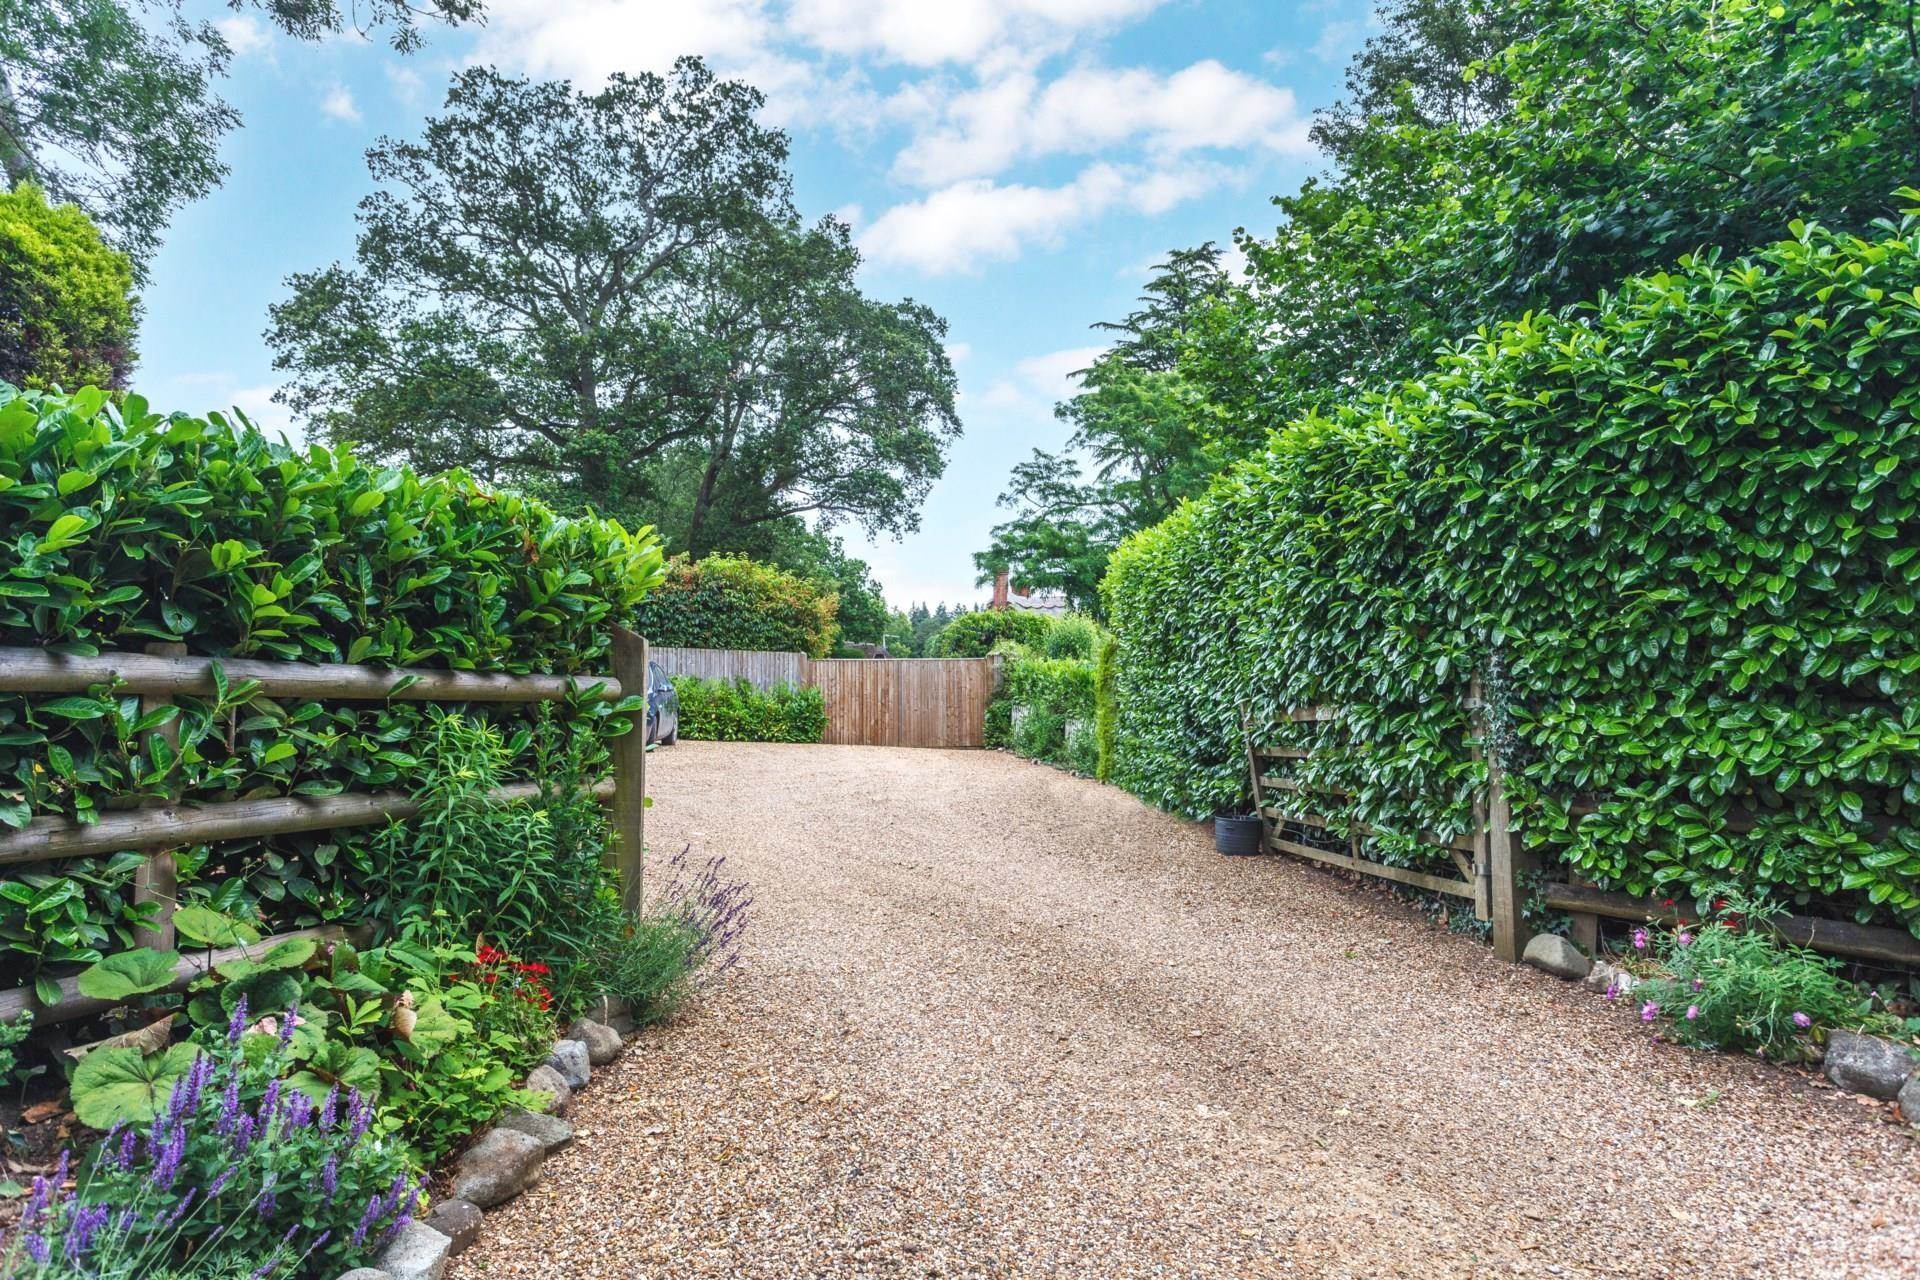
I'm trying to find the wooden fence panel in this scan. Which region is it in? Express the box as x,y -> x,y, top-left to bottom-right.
809,657 -> 997,748
649,646 -> 808,690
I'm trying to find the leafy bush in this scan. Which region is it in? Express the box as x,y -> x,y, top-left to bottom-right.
0,185 -> 136,393
635,554 -> 838,658
1093,634 -> 1118,782
1001,653 -> 1097,772
1041,614 -> 1100,660
588,845 -> 751,1021
4,1007 -> 421,1279
1628,893 -> 1868,1058
1103,213 -> 1920,932
0,384 -> 662,1002
669,677 -> 826,743
927,608 -> 1052,657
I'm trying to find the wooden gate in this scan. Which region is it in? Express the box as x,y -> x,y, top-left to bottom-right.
809,657 -> 999,748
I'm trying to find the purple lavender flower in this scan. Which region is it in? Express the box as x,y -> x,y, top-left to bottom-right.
318,1084 -> 340,1131
258,1077 -> 282,1127
227,993 -> 251,1046
148,1124 -> 187,1191
348,1194 -> 384,1248
255,1172 -> 280,1219
277,1002 -> 300,1051
231,1113 -> 257,1157
320,1154 -> 339,1204
283,1091 -> 314,1135
217,1072 -> 244,1137
346,1089 -> 372,1143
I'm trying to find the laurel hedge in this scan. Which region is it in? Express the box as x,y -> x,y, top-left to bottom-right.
1104,213 -> 1920,933
634,554 -> 838,658
0,384 -> 664,998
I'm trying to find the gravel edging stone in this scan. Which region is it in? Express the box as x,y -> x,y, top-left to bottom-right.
1522,933 -> 1590,980
544,1039 -> 591,1089
497,1109 -> 574,1154
451,1128 -> 547,1209
424,1199 -> 484,1256
566,1017 -> 623,1066
376,1222 -> 453,1280
1823,1030 -> 1920,1100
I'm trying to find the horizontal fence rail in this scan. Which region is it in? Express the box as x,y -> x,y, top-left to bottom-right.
0,646 -> 625,703
0,632 -> 647,1025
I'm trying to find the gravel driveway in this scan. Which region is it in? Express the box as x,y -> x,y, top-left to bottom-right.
456,742 -> 1920,1280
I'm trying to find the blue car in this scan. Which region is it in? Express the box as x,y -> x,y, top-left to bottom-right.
644,660 -> 679,746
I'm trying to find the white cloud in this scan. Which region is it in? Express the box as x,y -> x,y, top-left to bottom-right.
1015,345 -> 1104,397
216,15 -> 274,59
227,386 -> 303,446
320,85 -> 362,123
386,65 -> 430,110
786,0 -> 1166,67
896,60 -> 1311,185
860,161 -> 1218,274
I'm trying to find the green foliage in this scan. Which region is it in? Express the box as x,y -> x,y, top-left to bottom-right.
670,677 -> 826,743
0,184 -> 136,391
978,248 -> 1229,611
1189,0 -> 1920,437
1104,214 -> 1920,932
1633,893 -> 1867,1057
268,62 -> 958,544
67,1041 -> 199,1129
366,708 -> 621,1002
1001,652 -> 1098,773
636,554 -> 839,657
12,1020 -> 420,1279
1042,615 -> 1101,661
0,1009 -> 30,1085
1093,633 -> 1118,783
928,609 -> 1052,658
584,913 -> 702,1022
0,383 -> 663,1001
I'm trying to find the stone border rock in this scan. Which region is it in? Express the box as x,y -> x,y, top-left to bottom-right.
340,1001 -> 635,1280
1522,931 -> 1920,1129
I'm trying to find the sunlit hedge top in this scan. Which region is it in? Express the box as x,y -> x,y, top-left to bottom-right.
1105,212 -> 1920,931
0,385 -> 665,667
634,554 -> 838,658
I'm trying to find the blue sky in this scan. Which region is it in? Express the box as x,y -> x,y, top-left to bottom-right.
142,0 -> 1378,608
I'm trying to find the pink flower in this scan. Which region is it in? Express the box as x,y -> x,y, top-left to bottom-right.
1690,978 -> 1703,991
1791,1011 -> 1812,1029
1604,981 -> 1619,1001
1676,931 -> 1693,946
1631,927 -> 1649,950
1640,1001 -> 1660,1022
1685,1005 -> 1699,1021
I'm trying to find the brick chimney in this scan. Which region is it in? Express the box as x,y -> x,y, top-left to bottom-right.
991,569 -> 1010,610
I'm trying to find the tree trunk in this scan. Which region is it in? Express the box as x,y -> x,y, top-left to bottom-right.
0,70 -> 39,186
685,396 -> 744,557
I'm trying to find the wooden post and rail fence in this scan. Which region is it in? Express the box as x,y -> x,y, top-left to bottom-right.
0,629 -> 652,1027
1245,690 -> 1920,971
649,646 -> 1001,749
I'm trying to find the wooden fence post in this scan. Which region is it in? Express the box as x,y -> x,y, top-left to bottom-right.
1471,669 -> 1529,962
132,642 -> 187,951
609,627 -> 649,916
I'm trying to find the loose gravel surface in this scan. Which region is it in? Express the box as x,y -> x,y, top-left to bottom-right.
456,743 -> 1920,1280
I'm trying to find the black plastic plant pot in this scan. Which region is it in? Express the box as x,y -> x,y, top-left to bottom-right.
1214,814 -> 1265,856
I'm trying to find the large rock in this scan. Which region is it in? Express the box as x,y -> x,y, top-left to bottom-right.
450,1128 -> 547,1209
583,994 -> 631,1029
423,1199 -> 483,1256
567,1017 -> 624,1066
523,1064 -> 571,1114
1522,933 -> 1591,981
1823,1030 -> 1920,1100
335,1271 -> 392,1280
1899,1074 -> 1920,1127
375,1222 -> 453,1280
544,1039 -> 591,1089
498,1108 -> 574,1154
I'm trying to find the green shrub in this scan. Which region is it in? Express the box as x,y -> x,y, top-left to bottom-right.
1103,212 -> 1920,932
0,383 -> 662,1003
670,676 -> 826,743
1093,633 -> 1118,782
1001,653 -> 1097,771
928,608 -> 1052,657
1630,892 -> 1869,1058
0,185 -> 136,393
635,554 -> 839,657
1042,614 -> 1100,660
